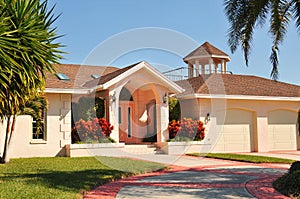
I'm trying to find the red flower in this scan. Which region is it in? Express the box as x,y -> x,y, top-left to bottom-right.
168,118 -> 205,141
72,118 -> 114,142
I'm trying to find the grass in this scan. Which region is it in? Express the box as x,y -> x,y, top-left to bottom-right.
0,157 -> 166,199
187,153 -> 295,164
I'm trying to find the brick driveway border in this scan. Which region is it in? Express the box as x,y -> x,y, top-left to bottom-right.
84,159 -> 290,199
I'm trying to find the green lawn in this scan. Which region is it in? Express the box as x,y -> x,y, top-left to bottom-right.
187,153 -> 295,164
0,157 -> 165,199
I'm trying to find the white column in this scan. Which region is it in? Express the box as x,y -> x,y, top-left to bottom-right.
156,89 -> 169,143
195,60 -> 199,76
215,63 -> 218,73
221,60 -> 225,74
188,63 -> 193,78
209,59 -> 213,74
201,65 -> 205,75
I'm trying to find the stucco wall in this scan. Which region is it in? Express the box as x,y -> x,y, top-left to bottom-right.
107,68 -> 171,143
180,97 -> 300,152
0,93 -> 72,158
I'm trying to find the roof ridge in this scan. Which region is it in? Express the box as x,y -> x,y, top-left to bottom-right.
184,42 -> 229,61
82,61 -> 143,88
196,74 -> 216,93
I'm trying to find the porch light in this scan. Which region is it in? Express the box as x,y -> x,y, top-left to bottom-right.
110,92 -> 116,102
163,93 -> 168,104
204,113 -> 210,124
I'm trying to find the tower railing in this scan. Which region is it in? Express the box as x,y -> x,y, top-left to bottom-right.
162,67 -> 233,81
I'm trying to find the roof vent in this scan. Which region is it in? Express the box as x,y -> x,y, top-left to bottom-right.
56,73 -> 70,81
91,74 -> 100,79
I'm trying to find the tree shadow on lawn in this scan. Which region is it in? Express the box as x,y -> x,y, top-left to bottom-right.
1,169 -> 127,193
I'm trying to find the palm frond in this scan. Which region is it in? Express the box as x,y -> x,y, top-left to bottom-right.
292,0 -> 300,32
225,0 -> 270,66
269,0 -> 291,79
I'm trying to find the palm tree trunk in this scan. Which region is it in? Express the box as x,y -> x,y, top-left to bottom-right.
0,116 -> 13,164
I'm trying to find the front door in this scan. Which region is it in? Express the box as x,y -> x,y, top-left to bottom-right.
119,101 -> 136,143
145,101 -> 157,142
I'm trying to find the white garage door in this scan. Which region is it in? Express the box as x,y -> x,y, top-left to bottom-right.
268,110 -> 297,151
214,109 -> 253,152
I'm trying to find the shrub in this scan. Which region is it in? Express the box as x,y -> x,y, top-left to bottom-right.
289,161 -> 300,174
168,118 -> 205,141
72,97 -> 105,123
273,171 -> 300,198
71,118 -> 114,143
273,162 -> 300,198
169,97 -> 181,121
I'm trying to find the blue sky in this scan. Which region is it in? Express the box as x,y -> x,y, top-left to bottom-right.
48,0 -> 300,85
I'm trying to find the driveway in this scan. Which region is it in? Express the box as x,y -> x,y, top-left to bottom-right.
84,154 -> 292,199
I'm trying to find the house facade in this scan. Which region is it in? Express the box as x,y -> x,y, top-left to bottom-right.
0,61 -> 183,158
0,42 -> 299,158
175,42 -> 300,152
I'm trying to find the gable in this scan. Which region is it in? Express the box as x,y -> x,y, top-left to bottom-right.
84,61 -> 184,94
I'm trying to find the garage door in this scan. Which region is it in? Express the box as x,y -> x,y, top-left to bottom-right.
268,110 -> 297,151
214,109 -> 253,152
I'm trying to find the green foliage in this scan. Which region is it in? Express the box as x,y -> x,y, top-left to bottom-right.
72,97 -> 105,123
0,157 -> 165,198
187,153 -> 295,164
21,95 -> 47,136
168,97 -> 180,121
0,0 -> 62,116
289,161 -> 300,174
274,171 -> 300,198
224,0 -> 300,80
0,0 -> 63,163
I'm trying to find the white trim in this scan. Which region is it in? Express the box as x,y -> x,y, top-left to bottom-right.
143,61 -> 185,93
30,139 -> 47,144
102,62 -> 145,90
178,93 -> 300,101
45,88 -> 91,94
93,61 -> 184,93
184,55 -> 230,62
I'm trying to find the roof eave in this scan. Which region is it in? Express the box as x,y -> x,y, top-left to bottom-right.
45,88 -> 91,94
177,93 -> 300,101
184,55 -> 230,63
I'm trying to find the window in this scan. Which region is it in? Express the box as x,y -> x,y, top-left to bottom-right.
118,107 -> 122,124
32,110 -> 47,140
56,73 -> 70,81
128,107 -> 132,138
91,74 -> 100,79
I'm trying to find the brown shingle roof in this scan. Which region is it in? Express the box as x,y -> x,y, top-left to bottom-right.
82,61 -> 142,88
45,64 -> 119,89
176,74 -> 300,97
184,42 -> 230,63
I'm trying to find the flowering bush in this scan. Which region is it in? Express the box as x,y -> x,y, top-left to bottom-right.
168,118 -> 205,141
71,118 -> 114,143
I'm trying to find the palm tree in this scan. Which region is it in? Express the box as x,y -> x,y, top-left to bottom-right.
224,0 -> 300,80
0,0 -> 62,163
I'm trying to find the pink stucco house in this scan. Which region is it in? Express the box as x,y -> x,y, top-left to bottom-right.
0,42 -> 299,158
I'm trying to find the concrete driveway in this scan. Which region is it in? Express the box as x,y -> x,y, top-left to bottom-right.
84,153 -> 295,199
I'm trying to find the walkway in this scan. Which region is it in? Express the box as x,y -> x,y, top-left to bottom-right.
84,154 -> 293,199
